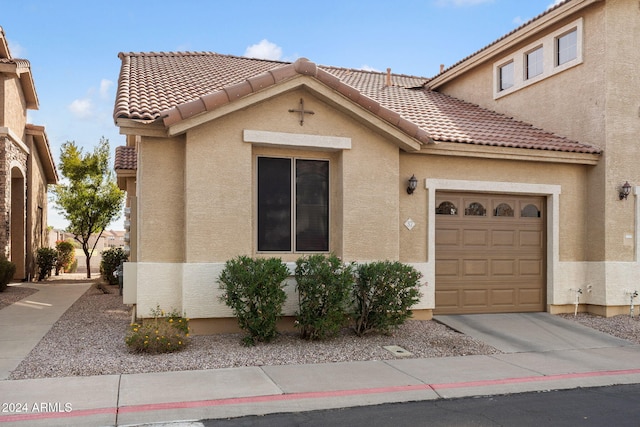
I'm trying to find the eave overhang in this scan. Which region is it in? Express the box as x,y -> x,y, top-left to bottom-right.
422,140 -> 600,165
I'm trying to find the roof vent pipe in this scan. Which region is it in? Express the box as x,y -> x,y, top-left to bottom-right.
440,64 -> 445,73
386,68 -> 391,86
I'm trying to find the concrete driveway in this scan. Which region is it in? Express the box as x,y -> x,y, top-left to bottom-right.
434,312 -> 634,353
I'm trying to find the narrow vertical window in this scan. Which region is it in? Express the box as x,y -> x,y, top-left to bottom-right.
499,61 -> 514,91
526,46 -> 543,79
295,159 -> 329,252
557,29 -> 577,65
257,157 -> 291,251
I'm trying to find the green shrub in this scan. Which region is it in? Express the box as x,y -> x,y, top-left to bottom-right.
55,240 -> 75,275
125,306 -> 190,354
100,247 -> 128,285
218,256 -> 289,346
294,254 -> 354,340
36,247 -> 58,281
68,258 -> 78,273
0,257 -> 16,292
352,261 -> 422,336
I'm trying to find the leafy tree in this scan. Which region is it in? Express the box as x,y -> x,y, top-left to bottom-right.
51,138 -> 125,278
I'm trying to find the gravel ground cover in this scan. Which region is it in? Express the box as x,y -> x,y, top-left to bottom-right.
4,283 -> 640,380
0,284 -> 38,310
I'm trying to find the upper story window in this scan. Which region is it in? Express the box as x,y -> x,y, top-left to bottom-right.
526,46 -> 543,79
499,62 -> 514,91
494,18 -> 583,99
257,157 -> 329,252
557,29 -> 577,65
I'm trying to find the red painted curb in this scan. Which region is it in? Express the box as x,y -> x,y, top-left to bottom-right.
2,368 -> 640,423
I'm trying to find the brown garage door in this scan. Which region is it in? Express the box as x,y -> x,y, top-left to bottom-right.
435,192 -> 545,314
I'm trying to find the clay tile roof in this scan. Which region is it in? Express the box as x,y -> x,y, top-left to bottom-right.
114,51 -> 601,155
114,146 -> 136,170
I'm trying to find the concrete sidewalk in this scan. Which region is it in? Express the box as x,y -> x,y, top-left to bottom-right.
0,278 -> 93,379
0,281 -> 639,426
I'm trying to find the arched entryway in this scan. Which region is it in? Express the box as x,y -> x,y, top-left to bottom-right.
10,166 -> 25,280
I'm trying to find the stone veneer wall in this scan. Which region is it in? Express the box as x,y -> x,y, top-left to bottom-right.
0,136 -> 27,257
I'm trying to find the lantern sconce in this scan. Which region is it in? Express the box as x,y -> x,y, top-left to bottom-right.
406,174 -> 418,195
619,181 -> 632,200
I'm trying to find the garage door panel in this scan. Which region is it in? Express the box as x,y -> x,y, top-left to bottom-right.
436,259 -> 459,277
435,290 -> 461,309
491,259 -> 516,276
492,229 -> 516,246
462,289 -> 488,307
436,228 -> 459,246
463,229 -> 489,246
520,259 -> 542,276
520,230 -> 543,248
462,259 -> 488,276
491,289 -> 516,306
519,288 -> 544,305
435,192 -> 545,314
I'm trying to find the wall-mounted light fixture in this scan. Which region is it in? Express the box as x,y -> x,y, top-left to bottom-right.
619,181 -> 632,200
406,174 -> 418,195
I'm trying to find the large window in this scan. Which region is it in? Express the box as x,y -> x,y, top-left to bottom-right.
499,61 -> 514,91
526,46 -> 543,79
257,157 -> 329,252
556,29 -> 577,65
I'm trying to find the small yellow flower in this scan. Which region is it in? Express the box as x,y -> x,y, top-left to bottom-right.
156,337 -> 160,340
186,333 -> 190,337
178,341 -> 182,345
169,319 -> 173,323
133,328 -> 138,332
144,341 -> 148,345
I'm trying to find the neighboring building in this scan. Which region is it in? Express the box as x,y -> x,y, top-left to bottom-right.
114,0 -> 639,334
48,229 -> 126,252
0,27 -> 57,280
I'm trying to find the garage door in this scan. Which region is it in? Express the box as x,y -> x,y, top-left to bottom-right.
435,192 -> 545,314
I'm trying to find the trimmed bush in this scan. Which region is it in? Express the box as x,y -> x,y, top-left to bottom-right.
100,247 -> 128,285
125,306 -> 190,354
55,240 -> 75,275
0,257 -> 16,292
218,256 -> 289,346
294,254 -> 354,340
36,247 -> 58,281
352,261 -> 422,336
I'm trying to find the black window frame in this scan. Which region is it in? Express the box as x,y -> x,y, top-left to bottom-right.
257,156 -> 329,253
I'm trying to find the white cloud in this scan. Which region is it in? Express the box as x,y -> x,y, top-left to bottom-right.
360,65 -> 381,72
244,39 -> 283,61
99,79 -> 113,99
513,16 -> 525,26
68,98 -> 94,119
548,0 -> 565,9
434,0 -> 493,6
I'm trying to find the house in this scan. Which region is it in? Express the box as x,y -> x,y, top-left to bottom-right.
113,0 -> 632,334
426,0 -> 639,317
0,27 -> 58,280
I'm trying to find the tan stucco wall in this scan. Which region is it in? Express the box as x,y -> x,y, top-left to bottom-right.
137,136 -> 185,262
435,2 -> 640,263
179,88 -> 400,263
400,152 -> 589,263
1,76 -> 27,137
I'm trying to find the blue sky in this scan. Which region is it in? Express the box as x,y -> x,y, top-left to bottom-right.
2,0 -> 561,230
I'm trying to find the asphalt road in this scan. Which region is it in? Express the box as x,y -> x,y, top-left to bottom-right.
203,383 -> 640,426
